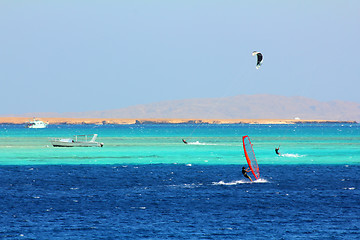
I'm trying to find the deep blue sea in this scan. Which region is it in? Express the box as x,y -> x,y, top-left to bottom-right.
0,124 -> 359,239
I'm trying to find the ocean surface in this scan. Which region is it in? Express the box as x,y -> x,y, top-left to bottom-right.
0,124 -> 359,239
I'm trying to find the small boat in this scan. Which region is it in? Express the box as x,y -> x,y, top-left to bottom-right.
50,134 -> 104,147
25,118 -> 48,128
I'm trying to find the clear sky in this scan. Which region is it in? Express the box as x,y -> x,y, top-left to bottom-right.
0,1 -> 359,115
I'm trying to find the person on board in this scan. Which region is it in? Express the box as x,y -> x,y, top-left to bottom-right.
242,167 -> 253,182
275,146 -> 280,155
182,139 -> 188,144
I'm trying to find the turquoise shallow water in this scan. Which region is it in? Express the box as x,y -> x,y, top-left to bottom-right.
0,123 -> 359,165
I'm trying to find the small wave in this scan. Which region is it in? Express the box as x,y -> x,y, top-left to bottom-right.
130,207 -> 146,210
168,183 -> 198,189
280,153 -> 306,158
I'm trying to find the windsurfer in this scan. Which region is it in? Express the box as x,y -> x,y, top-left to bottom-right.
275,146 -> 280,155
242,167 -> 253,182
182,139 -> 188,144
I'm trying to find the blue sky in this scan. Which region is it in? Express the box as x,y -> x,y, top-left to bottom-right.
0,1 -> 359,115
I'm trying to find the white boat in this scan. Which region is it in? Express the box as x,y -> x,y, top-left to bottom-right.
50,134 -> 104,147
25,118 -> 48,128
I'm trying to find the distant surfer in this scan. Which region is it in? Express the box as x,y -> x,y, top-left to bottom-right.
182,139 -> 188,144
242,167 -> 253,182
275,146 -> 280,155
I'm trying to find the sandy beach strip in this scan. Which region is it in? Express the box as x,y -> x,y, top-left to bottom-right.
0,117 -> 355,125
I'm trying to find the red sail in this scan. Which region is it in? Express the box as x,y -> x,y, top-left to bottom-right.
242,135 -> 260,179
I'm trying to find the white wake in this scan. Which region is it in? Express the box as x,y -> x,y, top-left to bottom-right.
212,178 -> 268,185
280,153 -> 306,158
187,141 -> 218,146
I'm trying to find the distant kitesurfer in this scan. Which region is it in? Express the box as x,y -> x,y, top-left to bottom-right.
275,146 -> 280,155
242,167 -> 253,182
252,51 -> 263,69
182,139 -> 188,144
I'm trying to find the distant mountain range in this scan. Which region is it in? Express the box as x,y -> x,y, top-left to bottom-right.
8,94 -> 360,121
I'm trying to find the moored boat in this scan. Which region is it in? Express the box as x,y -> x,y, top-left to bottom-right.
25,118 -> 48,128
50,134 -> 104,147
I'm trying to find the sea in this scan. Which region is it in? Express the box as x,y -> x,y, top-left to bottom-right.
0,123 -> 359,239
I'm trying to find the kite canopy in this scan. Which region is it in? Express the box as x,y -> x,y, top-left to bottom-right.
252,51 -> 263,69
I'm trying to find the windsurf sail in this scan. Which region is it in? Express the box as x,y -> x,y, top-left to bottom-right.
252,51 -> 263,69
242,135 -> 260,179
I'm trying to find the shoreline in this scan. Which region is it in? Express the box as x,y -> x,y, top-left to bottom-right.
0,117 -> 356,125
